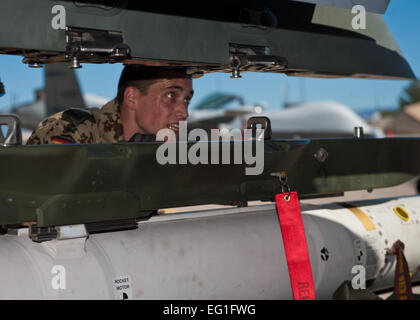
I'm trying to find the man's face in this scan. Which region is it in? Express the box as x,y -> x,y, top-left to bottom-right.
132,78 -> 193,135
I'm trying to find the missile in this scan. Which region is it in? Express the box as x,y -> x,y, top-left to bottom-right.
0,195 -> 418,299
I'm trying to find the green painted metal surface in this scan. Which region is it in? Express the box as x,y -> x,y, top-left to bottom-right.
0,138 -> 419,227
0,0 -> 415,79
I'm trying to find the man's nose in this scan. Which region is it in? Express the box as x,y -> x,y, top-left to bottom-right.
176,101 -> 189,120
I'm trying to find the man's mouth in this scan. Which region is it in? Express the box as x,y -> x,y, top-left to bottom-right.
168,123 -> 180,132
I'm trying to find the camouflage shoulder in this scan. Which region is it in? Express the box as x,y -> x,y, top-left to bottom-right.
27,121 -> 74,144
37,111 -> 65,128
61,108 -> 96,126
27,133 -> 77,145
26,110 -> 84,144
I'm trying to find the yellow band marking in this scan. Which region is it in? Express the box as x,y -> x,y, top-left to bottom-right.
344,205 -> 376,231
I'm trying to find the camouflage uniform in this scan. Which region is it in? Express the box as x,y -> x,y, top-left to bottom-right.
27,99 -> 124,144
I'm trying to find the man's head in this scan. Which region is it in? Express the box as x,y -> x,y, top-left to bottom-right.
117,65 -> 194,138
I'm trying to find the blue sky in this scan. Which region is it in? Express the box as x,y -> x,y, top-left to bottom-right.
0,0 -> 419,113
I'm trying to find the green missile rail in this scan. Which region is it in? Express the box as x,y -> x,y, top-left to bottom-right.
0,137 -> 419,228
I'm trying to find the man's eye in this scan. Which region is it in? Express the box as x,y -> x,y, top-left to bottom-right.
166,92 -> 175,99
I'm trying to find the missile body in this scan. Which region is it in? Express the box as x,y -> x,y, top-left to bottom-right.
0,195 -> 419,299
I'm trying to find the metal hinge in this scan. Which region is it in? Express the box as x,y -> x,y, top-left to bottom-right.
65,26 -> 131,68
229,44 -> 287,78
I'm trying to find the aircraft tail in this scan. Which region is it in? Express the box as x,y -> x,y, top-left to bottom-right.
44,63 -> 85,115
11,63 -> 85,130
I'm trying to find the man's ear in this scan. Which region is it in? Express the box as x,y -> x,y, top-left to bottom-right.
123,86 -> 139,111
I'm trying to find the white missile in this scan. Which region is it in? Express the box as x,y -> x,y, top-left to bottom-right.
0,195 -> 419,299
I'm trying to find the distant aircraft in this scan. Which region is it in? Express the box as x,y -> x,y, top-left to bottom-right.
1,63 -> 110,142
9,63 -> 86,130
231,101 -> 384,138
189,93 -> 384,138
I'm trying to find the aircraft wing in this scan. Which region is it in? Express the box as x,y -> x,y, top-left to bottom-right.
290,0 -> 390,14
0,0 -> 414,80
10,63 -> 85,130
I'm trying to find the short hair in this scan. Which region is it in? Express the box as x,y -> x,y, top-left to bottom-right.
116,65 -> 191,104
